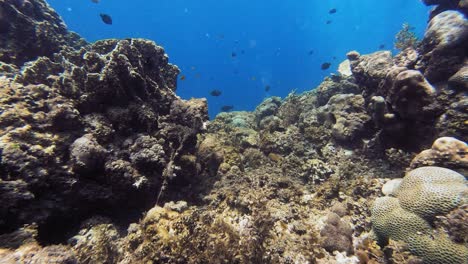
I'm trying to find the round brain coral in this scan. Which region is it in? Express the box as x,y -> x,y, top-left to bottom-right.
371,166 -> 468,264
394,166 -> 467,219
371,196 -> 432,245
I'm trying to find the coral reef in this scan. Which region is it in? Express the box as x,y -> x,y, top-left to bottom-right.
0,0 -> 208,239
0,0 -> 467,263
0,0 -> 85,65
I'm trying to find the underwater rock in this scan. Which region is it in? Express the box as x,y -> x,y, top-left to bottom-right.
417,10 -> 468,83
320,212 -> 354,254
0,0 -> 85,66
314,76 -> 360,107
254,96 -> 282,125
69,217 -> 121,264
394,47 -> 420,68
337,59 -> 352,77
448,62 -> 468,91
387,69 -> 437,120
0,243 -> 77,263
70,134 -> 107,174
410,137 -> 468,173
317,94 -> 371,143
349,51 -> 394,94
0,10 -> 207,237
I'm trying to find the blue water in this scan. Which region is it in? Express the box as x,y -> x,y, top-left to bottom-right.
47,0 -> 430,119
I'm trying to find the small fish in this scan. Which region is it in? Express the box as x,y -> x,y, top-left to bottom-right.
265,85 -> 271,92
250,76 -> 256,81
333,56 -> 337,60
221,105 -> 234,112
190,66 -> 196,70
379,44 -> 385,49
329,8 -> 337,14
91,0 -> 99,3
210,89 -> 222,96
100,13 -> 112,25
321,62 -> 331,70
308,50 -> 314,55
326,20 -> 332,25
180,75 -> 186,80
231,52 -> 237,57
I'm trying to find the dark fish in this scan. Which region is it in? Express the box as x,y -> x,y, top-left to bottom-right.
221,105 -> 234,112
333,56 -> 337,60
100,13 -> 112,25
321,62 -> 331,70
210,89 -> 222,96
326,20 -> 332,25
308,50 -> 314,55
379,44 -> 385,49
265,85 -> 271,92
329,8 -> 337,14
91,0 -> 99,3
231,52 -> 237,57
180,75 -> 186,80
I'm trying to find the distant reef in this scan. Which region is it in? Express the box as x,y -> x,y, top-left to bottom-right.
0,0 -> 466,263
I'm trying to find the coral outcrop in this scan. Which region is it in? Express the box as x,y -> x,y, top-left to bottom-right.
0,0 -> 85,65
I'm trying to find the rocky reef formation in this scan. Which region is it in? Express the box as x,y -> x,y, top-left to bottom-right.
0,0 -> 207,243
0,0 -> 466,263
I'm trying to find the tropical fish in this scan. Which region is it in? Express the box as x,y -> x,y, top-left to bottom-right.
250,76 -> 256,81
326,20 -> 332,25
265,85 -> 271,92
321,62 -> 331,70
180,75 -> 186,80
210,89 -> 222,96
100,13 -> 112,25
308,50 -> 314,55
221,105 -> 234,112
231,52 -> 237,57
329,8 -> 337,14
91,0 -> 99,3
379,44 -> 385,49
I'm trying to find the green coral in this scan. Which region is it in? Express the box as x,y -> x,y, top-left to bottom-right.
395,23 -> 419,50
371,166 -> 468,264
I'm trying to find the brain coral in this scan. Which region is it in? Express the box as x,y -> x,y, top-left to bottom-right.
371,166 -> 468,264
395,166 -> 467,219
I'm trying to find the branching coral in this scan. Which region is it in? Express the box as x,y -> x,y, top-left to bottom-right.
395,23 -> 420,50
